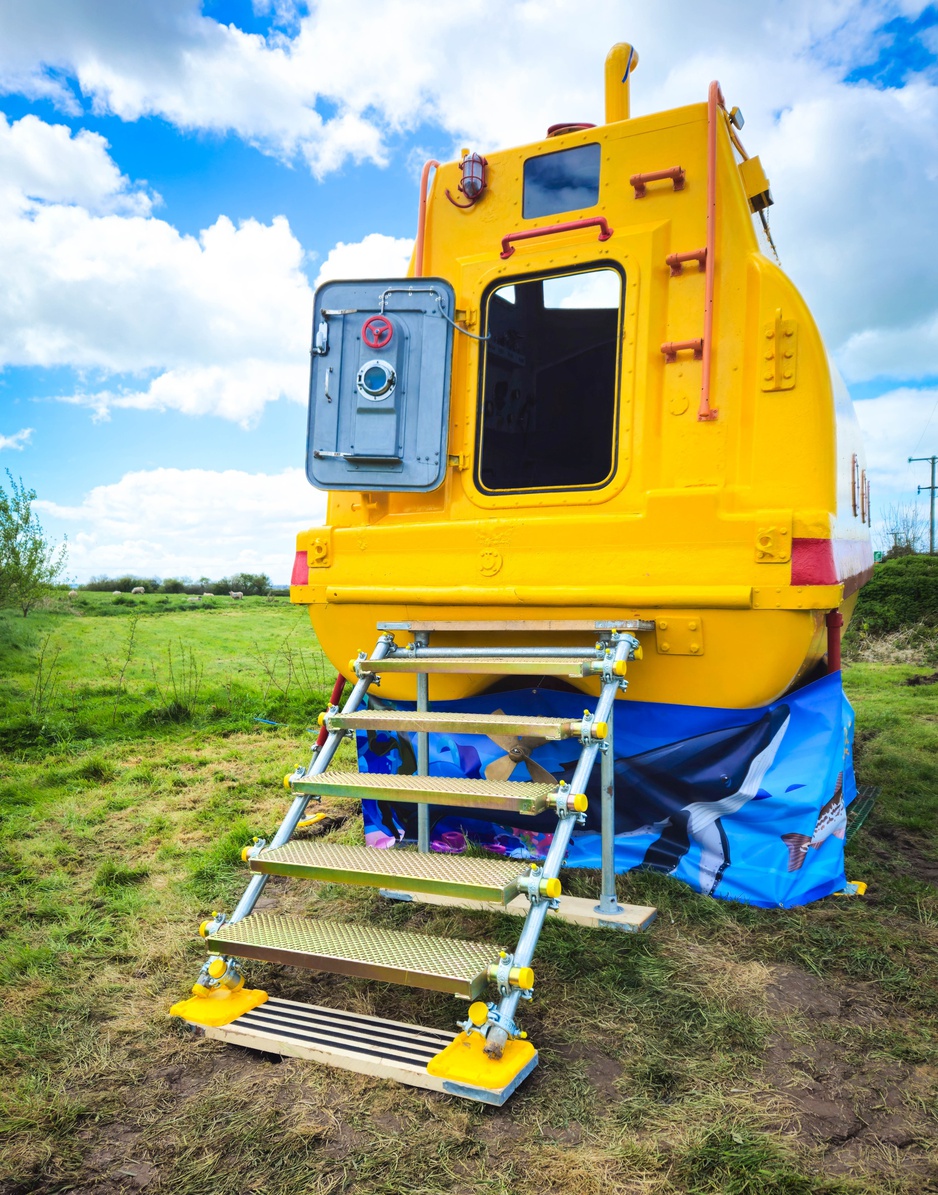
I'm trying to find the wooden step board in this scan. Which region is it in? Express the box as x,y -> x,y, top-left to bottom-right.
250,840 -> 531,902
327,709 -> 586,740
387,889 -> 659,933
201,996 -> 536,1106
287,769 -> 557,815
207,914 -> 498,998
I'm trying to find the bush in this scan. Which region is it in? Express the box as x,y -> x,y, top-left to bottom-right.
83,575 -> 159,593
852,555 -> 938,635
227,572 -> 271,597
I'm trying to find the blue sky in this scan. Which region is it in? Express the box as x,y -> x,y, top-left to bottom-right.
0,0 -> 936,580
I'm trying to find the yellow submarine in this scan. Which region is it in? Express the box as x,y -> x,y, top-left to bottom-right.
172,45 -> 873,1106
291,43 -> 872,706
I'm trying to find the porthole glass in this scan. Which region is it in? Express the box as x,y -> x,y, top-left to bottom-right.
357,359 -> 396,399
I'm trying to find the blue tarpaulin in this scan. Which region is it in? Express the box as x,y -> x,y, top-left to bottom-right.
357,671 -> 855,908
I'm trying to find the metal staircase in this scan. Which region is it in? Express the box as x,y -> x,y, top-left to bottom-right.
171,619 -> 656,1105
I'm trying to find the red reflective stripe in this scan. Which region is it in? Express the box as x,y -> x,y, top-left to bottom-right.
790,539 -> 837,585
291,551 -> 309,586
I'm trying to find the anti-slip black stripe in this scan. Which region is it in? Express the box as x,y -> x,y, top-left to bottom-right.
259,1001 -> 451,1039
244,1003 -> 449,1042
238,1010 -> 441,1060
231,1019 -> 436,1066
242,1015 -> 448,1056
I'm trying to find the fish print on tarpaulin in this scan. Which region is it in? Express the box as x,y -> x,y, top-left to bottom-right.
358,671 -> 857,909
781,774 -> 847,871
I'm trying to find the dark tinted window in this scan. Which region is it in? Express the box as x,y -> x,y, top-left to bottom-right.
523,143 -> 601,219
476,268 -> 621,493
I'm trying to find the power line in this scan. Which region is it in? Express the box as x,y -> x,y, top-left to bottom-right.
912,391 -> 938,455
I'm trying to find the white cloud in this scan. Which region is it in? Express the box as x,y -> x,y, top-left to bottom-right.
61,361 -> 309,426
854,389 -> 938,493
839,310 -> 938,382
0,426 -> 34,451
0,115 -> 314,424
0,112 -> 153,215
1,2 -> 936,384
50,229 -> 416,426
36,465 -> 325,582
0,109 -> 423,426
0,206 -> 311,376
760,78 -> 938,367
314,232 -> 414,288
0,2 -> 930,171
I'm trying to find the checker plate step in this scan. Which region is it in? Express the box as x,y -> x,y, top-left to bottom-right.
208,913 -> 498,997
251,840 -> 531,902
328,710 -> 582,739
288,769 -> 556,814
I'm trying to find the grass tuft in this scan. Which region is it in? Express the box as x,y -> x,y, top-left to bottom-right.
92,860 -> 149,891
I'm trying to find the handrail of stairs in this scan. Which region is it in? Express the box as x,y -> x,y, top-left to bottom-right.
226,632 -> 393,925
480,632 -> 636,1058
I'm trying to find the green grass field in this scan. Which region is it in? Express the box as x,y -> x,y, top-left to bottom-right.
1,594 -> 936,1194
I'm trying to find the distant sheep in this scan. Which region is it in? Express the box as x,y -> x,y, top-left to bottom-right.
131,586 -> 145,595
229,591 -> 244,600
112,591 -> 121,596
68,590 -> 78,598
187,595 -> 200,602
202,592 -> 214,598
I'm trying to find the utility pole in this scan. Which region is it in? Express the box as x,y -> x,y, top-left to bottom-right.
909,455 -> 937,555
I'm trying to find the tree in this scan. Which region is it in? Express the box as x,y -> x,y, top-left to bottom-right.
228,572 -> 270,596
879,502 -> 926,560
0,471 -> 68,616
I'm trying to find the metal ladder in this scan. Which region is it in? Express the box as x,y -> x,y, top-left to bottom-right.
171,619 -> 655,1104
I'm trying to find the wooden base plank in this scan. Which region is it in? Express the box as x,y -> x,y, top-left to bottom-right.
380,889 -> 658,932
198,996 -> 534,1105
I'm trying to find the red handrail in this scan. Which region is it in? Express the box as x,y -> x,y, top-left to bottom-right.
665,248 -> 707,276
630,166 -> 685,198
499,216 -> 613,259
699,82 -> 723,422
826,611 -> 844,673
315,673 -> 347,749
661,339 -> 704,363
414,159 -> 439,276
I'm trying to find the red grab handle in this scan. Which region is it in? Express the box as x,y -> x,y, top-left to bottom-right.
500,216 -> 613,259
630,166 -> 685,198
316,673 -> 347,749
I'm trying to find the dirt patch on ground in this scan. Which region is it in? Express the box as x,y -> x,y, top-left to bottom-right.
553,1041 -> 623,1104
864,823 -> 938,887
904,671 -> 938,686
144,1043 -> 284,1101
761,965 -> 937,1177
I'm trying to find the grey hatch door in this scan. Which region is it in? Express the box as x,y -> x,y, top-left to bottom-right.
307,278 -> 456,492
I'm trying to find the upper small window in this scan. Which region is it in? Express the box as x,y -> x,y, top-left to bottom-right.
523,144 -> 601,219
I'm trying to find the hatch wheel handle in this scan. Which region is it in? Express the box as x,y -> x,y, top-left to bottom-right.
361,315 -> 393,350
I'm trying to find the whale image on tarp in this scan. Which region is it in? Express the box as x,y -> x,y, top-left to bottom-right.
358,671 -> 855,909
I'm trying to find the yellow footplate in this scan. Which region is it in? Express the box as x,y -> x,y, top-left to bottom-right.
427,1031 -> 538,1101
170,986 -> 268,1027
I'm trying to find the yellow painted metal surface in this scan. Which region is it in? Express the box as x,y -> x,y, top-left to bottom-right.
292,46 -> 871,710
170,987 -> 268,1028
426,1030 -> 537,1090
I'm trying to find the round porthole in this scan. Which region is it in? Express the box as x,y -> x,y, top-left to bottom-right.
357,359 -> 396,400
